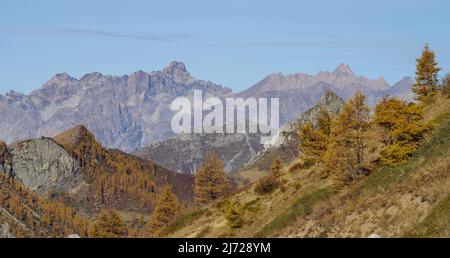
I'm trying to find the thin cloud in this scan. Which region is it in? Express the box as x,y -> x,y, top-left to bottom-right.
62,28 -> 193,42
0,28 -> 194,42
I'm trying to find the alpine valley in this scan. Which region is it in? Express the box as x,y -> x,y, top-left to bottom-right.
1,57 -> 450,238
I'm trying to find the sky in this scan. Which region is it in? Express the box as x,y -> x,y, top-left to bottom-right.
1,0 -> 449,94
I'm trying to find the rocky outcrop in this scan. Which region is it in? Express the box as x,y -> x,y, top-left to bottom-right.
8,137 -> 80,192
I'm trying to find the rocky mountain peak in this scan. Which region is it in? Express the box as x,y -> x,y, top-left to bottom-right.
54,124 -> 96,149
319,88 -> 344,106
5,90 -> 24,100
397,76 -> 415,84
333,63 -> 355,76
50,73 -> 77,82
42,73 -> 77,89
80,72 -> 104,82
163,61 -> 191,82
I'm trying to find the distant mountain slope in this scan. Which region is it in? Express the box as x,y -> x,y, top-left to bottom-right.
238,64 -> 414,123
0,61 -> 231,152
134,132 -> 263,174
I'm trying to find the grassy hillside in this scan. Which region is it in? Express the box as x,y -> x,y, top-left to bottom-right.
166,95 -> 450,238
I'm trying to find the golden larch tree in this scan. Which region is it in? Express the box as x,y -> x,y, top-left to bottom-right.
317,108 -> 332,136
254,156 -> 283,195
299,122 -> 328,164
146,185 -> 179,236
412,44 -> 441,101
324,92 -> 372,189
374,97 -> 431,165
89,209 -> 128,238
194,152 -> 228,205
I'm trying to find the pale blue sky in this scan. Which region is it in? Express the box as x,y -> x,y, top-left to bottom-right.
1,0 -> 449,94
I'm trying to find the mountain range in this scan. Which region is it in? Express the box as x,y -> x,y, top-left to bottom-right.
0,62 -> 414,155
0,61 -> 231,152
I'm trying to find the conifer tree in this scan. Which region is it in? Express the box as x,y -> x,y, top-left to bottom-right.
222,200 -> 244,229
374,97 -> 431,165
269,155 -> 283,177
89,209 -> 128,238
194,152 -> 228,205
254,156 -> 283,195
299,122 -> 328,164
146,185 -> 179,236
412,44 -> 441,101
324,92 -> 371,188
317,108 -> 332,136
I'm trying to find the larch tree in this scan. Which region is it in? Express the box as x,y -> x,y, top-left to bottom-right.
89,209 -> 128,238
269,155 -> 283,177
254,156 -> 283,195
412,44 -> 441,101
317,108 -> 332,136
299,108 -> 332,165
299,122 -> 328,164
194,152 -> 228,205
324,92 -> 372,189
374,97 -> 431,165
146,185 -> 179,236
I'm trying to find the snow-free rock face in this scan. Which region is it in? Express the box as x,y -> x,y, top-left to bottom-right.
0,61 -> 232,152
134,132 -> 263,174
8,137 -> 80,192
238,64 -> 413,124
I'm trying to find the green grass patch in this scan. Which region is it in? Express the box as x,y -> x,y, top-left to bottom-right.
404,194 -> 450,238
254,187 -> 334,237
160,208 -> 206,236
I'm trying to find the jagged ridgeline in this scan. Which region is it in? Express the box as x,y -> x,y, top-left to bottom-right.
0,62 -> 413,154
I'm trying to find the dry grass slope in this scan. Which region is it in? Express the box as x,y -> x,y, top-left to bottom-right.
165,95 -> 450,238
